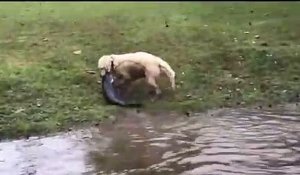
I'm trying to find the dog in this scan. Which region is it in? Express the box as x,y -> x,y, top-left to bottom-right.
97,51 -> 176,98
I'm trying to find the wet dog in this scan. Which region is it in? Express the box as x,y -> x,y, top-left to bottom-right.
97,51 -> 176,99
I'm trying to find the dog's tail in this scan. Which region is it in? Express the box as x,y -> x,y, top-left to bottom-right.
158,60 -> 176,90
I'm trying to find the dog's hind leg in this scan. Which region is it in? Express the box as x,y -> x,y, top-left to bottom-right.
158,60 -> 176,90
145,67 -> 162,100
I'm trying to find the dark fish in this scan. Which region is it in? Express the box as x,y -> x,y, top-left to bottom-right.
101,72 -> 142,108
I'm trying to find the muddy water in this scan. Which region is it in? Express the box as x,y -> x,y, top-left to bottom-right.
1,105 -> 300,175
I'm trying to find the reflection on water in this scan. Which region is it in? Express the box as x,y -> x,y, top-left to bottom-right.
0,104 -> 299,175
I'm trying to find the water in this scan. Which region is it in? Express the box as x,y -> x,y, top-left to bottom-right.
0,104 -> 300,175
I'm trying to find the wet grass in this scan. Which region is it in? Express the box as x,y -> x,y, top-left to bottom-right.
0,2 -> 300,139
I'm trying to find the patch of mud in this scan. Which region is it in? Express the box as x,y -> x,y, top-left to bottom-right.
0,104 -> 300,175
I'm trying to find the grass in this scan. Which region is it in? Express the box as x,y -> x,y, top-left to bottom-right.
0,2 -> 299,139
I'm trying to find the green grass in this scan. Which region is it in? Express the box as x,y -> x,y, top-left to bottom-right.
0,2 -> 300,139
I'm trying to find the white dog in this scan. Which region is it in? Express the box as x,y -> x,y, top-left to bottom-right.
97,51 -> 176,96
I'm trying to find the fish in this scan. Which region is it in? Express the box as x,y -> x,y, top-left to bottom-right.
101,72 -> 143,108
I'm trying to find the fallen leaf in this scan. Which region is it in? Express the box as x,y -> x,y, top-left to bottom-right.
86,70 -> 96,74
73,50 -> 82,55
186,94 -> 192,98
15,108 -> 25,114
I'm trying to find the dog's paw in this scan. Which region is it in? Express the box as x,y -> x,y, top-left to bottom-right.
150,94 -> 162,102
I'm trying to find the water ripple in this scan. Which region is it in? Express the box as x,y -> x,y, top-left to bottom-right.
0,107 -> 299,175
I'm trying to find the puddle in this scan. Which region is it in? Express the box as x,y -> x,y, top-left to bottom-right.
0,105 -> 300,175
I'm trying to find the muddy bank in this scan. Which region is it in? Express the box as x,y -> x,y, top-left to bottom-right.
0,104 -> 300,175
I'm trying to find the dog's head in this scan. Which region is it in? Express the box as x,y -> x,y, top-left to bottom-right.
98,55 -> 115,77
